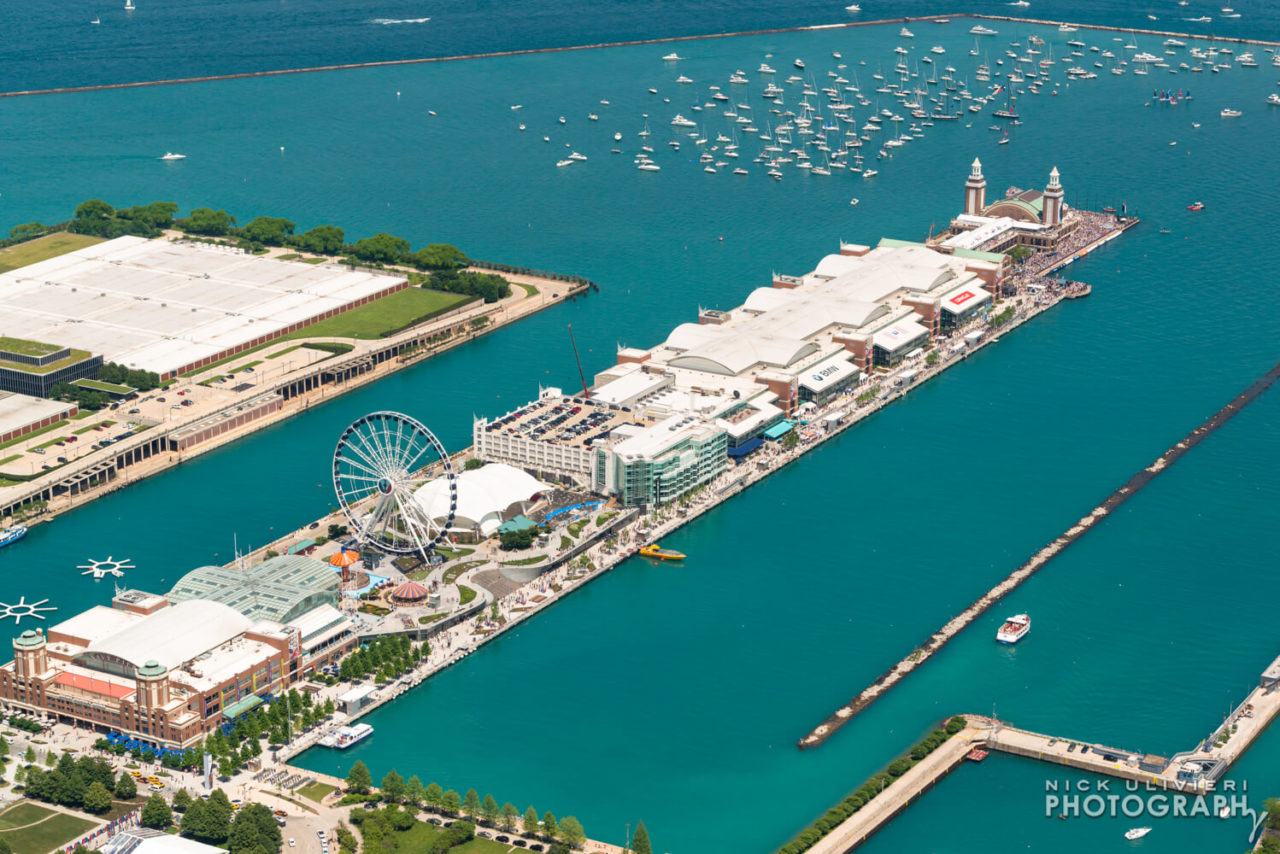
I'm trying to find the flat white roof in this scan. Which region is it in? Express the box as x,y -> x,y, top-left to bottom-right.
0,236 -> 404,375
798,352 -> 859,394
873,317 -> 930,353
940,283 -> 993,315
591,371 -> 671,406
0,392 -> 75,436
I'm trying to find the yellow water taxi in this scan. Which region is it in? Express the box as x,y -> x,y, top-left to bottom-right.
639,543 -> 686,561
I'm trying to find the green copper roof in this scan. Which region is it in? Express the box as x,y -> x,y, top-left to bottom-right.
137,659 -> 167,677
14,629 -> 44,648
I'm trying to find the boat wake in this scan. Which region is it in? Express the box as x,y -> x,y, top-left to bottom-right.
368,16 -> 431,25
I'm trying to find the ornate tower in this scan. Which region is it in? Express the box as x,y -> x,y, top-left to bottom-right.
1042,166 -> 1064,227
964,158 -> 987,216
135,660 -> 170,712
12,629 -> 47,679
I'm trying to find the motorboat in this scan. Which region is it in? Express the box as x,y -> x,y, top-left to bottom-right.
160,152 -> 187,160
1124,827 -> 1152,841
639,544 -> 686,560
997,614 -> 1030,643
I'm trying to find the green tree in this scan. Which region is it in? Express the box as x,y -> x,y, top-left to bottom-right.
23,745 -> 35,763
241,216 -> 295,246
226,803 -> 282,854
173,789 -> 194,813
70,199 -> 115,235
424,781 -> 443,811
0,735 -> 8,759
442,789 -> 461,815
501,802 -> 519,832
542,811 -> 558,839
481,793 -> 499,824
523,806 -> 540,836
464,458 -> 485,471
380,770 -> 405,803
404,775 -> 426,808
142,793 -> 173,829
179,207 -> 236,236
180,799 -> 207,837
559,816 -> 585,848
294,224 -> 345,254
82,781 -> 113,814
631,821 -> 652,854
8,222 -> 46,241
411,243 -> 468,271
781,430 -> 799,451
350,233 -> 410,264
114,772 -> 137,799
463,788 -> 482,817
1265,796 -> 1280,830
346,760 -> 373,794
500,526 -> 537,551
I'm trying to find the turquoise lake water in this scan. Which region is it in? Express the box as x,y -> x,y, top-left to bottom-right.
2,17 -> 1280,853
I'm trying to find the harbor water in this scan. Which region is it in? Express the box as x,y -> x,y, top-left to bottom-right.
2,13 -> 1280,853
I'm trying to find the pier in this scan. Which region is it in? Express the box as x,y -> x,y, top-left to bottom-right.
802,652 -> 1280,851
799,357 -> 1280,750
3,13 -> 1277,100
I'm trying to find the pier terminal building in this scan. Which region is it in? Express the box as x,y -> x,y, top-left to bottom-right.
476,211 -> 1010,507
0,556 -> 356,748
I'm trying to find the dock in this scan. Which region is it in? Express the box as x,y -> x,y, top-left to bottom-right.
799,356 -> 1280,750
802,653 -> 1280,851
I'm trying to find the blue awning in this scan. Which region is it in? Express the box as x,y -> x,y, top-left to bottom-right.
763,420 -> 794,440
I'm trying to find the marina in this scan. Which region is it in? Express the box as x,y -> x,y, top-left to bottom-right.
1,10 -> 1279,852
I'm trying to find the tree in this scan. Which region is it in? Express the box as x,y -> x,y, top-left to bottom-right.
350,233 -> 410,265
379,770 -> 405,803
559,816 -> 585,848
463,788 -> 482,817
411,243 -> 468,271
500,526 -> 537,551
631,821 -> 652,854
781,430 -> 799,451
346,760 -> 372,794
294,224 -> 345,255
424,781 -> 444,811
117,201 -> 178,234
180,800 -> 207,837
404,775 -> 426,808
23,745 -> 35,763
142,793 -> 173,829
82,781 -> 113,814
481,794 -> 500,824
70,199 -> 115,235
241,216 -> 295,246
218,755 -> 235,779
1265,797 -> 1280,830
8,222 -> 46,241
227,803 -> 282,854
0,735 -> 7,759
442,789 -> 461,815
463,458 -> 485,471
501,803 -> 519,832
173,789 -> 193,813
179,207 -> 236,237
114,772 -> 137,799
523,806 -> 540,836
542,811 -> 558,840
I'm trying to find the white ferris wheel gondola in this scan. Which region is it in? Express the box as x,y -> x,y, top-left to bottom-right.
332,411 -> 456,557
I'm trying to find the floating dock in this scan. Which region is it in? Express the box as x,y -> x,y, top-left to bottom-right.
799,357 -> 1280,750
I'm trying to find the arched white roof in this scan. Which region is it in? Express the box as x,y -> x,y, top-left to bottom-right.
741,287 -> 796,313
811,253 -> 864,279
414,463 -> 545,536
668,334 -> 817,376
76,600 -> 254,674
663,322 -> 727,352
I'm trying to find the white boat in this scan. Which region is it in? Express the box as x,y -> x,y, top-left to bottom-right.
1124,827 -> 1152,840
90,17 -> 101,24
319,723 -> 373,749
1267,94 -> 1280,106
0,525 -> 27,549
849,197 -> 860,206
845,4 -> 861,10
862,169 -> 878,178
160,152 -> 187,160
555,159 -> 574,167
124,0 -> 134,9
794,58 -> 806,69
662,52 -> 682,62
567,151 -> 588,161
676,75 -> 693,84
758,63 -> 776,74
637,162 -> 661,171
996,614 -> 1030,644
670,114 -> 697,127
970,25 -> 997,36
900,27 -> 915,38
613,131 -> 623,141
1220,107 -> 1242,117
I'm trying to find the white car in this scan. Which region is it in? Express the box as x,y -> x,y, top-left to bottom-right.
288,840 -> 295,848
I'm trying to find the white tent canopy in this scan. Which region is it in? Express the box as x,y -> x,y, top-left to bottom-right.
413,463 -> 546,536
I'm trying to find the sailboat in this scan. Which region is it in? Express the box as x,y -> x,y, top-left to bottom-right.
124,0 -> 135,9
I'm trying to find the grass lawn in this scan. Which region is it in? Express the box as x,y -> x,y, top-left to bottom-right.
435,546 -> 474,561
567,519 -> 589,538
266,344 -> 304,359
0,420 -> 69,451
417,613 -> 447,625
72,419 -> 115,435
456,584 -> 477,606
0,233 -> 104,273
296,781 -> 335,803
0,455 -> 19,466
280,288 -> 471,341
500,556 -> 546,567
72,378 -> 135,395
375,819 -> 512,854
515,282 -> 538,298
0,801 -> 97,854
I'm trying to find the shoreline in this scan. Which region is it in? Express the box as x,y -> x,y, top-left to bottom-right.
3,13 -> 1278,100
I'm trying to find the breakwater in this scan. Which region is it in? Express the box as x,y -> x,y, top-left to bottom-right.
798,357 -> 1280,750
3,12 -> 1278,100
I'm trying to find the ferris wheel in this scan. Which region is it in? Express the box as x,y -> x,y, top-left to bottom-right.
332,411 -> 456,557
